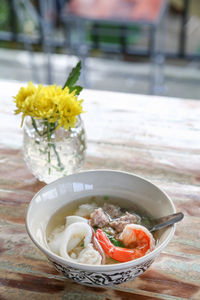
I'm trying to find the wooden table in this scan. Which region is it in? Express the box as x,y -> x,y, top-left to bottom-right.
0,79 -> 200,299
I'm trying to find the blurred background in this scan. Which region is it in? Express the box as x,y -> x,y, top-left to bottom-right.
0,0 -> 199,99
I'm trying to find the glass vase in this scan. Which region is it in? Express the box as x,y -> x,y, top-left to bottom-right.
23,116 -> 86,184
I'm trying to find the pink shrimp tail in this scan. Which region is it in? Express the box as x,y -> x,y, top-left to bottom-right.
95,229 -> 114,254
95,229 -> 136,262
95,229 -> 151,262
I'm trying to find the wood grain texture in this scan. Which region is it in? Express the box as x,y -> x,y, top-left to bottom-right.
0,80 -> 200,299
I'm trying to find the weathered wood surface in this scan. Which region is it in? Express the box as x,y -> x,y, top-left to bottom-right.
0,80 -> 200,300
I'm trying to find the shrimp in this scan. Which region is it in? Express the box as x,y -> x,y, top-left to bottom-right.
95,224 -> 155,262
120,224 -> 155,252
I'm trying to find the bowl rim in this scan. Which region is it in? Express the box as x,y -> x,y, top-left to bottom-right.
26,169 -> 176,272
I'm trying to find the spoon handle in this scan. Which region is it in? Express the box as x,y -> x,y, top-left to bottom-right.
150,212 -> 184,232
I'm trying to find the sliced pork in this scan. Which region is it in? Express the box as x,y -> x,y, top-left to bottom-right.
90,208 -> 109,228
102,203 -> 122,218
110,212 -> 140,233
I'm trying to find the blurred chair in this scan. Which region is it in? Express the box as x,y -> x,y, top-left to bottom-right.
12,0 -> 41,83
13,0 -> 60,84
0,0 -> 63,84
61,0 -> 168,94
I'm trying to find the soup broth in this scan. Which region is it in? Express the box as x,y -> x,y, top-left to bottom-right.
47,195 -> 157,265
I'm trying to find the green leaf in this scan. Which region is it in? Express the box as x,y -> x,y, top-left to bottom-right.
62,61 -> 82,94
103,231 -> 124,248
71,85 -> 83,95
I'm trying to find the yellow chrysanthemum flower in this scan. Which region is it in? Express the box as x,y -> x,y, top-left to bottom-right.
13,82 -> 84,129
56,88 -> 83,130
14,82 -> 36,118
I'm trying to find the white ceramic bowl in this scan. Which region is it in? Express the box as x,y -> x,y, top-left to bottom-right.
26,170 -> 176,286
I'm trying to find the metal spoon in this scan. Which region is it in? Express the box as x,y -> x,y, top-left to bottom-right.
148,212 -> 184,232
105,209 -> 184,232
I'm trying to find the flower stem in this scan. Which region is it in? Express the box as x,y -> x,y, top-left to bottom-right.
49,122 -> 64,170
33,119 -> 63,176
31,117 -> 41,136
51,143 -> 63,170
47,122 -> 51,175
